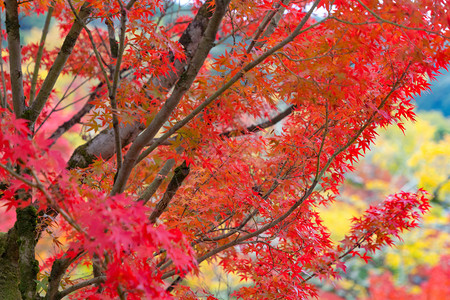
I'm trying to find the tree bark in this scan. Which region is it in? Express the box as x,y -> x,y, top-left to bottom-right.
4,0 -> 25,116
0,230 -> 21,300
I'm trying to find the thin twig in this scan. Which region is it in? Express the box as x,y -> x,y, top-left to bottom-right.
29,2 -> 54,104
110,0 -> 129,172
0,12 -> 9,110
314,103 -> 329,180
34,73 -> 95,135
354,0 -> 449,39
67,0 -> 112,91
56,276 -> 106,299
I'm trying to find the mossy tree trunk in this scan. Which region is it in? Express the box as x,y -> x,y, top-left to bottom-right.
0,230 -> 21,300
0,207 -> 39,299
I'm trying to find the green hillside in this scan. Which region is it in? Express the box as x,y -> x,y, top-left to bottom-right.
415,69 -> 450,116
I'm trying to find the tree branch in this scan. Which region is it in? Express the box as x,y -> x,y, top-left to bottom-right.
106,18 -> 118,59
29,2 -> 54,105
149,161 -> 190,223
55,276 -> 106,300
245,2 -> 280,54
220,105 -> 295,138
67,120 -> 146,169
247,0 -> 291,53
67,0 -> 111,92
110,2 -> 129,172
166,276 -> 182,293
138,158 -> 176,203
111,0 -> 232,194
49,82 -> 104,144
138,146 -> 184,204
354,0 -> 449,39
46,251 -> 85,300
5,0 -> 25,117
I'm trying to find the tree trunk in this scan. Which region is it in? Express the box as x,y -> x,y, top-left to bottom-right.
0,230 -> 22,299
0,206 -> 39,300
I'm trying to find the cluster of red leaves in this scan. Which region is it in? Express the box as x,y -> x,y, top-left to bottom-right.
64,193 -> 197,299
0,110 -> 196,298
340,190 -> 430,255
0,110 -> 64,210
221,192 -> 430,300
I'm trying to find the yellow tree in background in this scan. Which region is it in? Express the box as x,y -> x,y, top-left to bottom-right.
316,111 -> 449,299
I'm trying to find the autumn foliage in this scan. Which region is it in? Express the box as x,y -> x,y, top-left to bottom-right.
366,255 -> 450,300
0,0 -> 449,299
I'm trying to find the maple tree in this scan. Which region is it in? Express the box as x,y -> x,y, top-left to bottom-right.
0,0 -> 449,299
